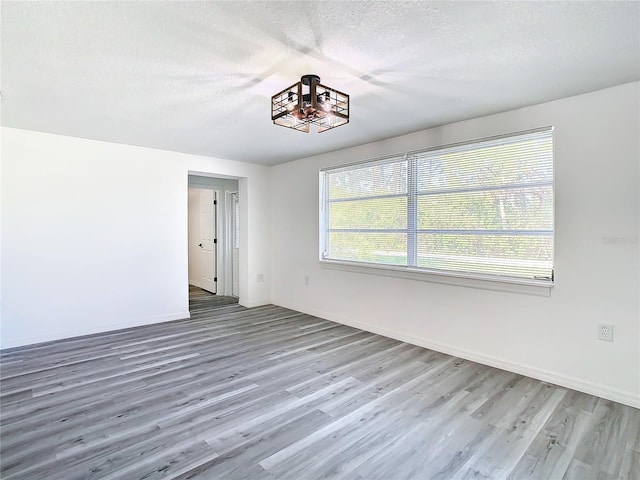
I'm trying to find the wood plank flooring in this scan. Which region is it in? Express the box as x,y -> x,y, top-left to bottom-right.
188,285 -> 238,310
1,296 -> 638,479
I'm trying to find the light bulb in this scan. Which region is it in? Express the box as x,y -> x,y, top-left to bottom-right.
286,92 -> 295,111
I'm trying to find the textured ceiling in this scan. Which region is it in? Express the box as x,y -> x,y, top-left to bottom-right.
1,1 -> 639,165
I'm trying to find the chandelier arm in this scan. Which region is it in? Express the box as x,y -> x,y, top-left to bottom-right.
310,77 -> 319,113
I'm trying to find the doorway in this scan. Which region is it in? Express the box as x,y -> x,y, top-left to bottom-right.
187,175 -> 239,309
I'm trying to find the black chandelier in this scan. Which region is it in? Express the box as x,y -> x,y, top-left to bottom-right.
271,74 -> 349,133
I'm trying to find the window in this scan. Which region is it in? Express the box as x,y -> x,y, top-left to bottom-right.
320,127 -> 554,285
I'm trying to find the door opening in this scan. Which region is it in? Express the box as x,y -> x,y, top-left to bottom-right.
187,175 -> 240,308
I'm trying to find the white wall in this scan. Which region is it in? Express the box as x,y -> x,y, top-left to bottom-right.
271,82 -> 640,408
0,128 -> 271,348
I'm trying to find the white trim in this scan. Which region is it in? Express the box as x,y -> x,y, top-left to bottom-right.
320,260 -> 552,297
222,191 -> 234,296
0,311 -> 191,350
239,299 -> 270,309
213,189 -> 220,294
229,191 -> 240,298
272,299 -> 640,409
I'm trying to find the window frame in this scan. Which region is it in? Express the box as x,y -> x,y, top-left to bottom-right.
319,127 -> 555,289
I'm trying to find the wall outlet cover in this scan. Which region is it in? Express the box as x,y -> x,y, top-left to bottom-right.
598,323 -> 614,342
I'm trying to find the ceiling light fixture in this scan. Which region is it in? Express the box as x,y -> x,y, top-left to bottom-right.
271,74 -> 349,133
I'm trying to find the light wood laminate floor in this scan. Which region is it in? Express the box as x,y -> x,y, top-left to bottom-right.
1,299 -> 638,479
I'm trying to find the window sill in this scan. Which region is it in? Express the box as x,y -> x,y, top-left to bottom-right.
319,259 -> 553,297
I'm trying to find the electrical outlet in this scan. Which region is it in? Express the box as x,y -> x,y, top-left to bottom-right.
304,275 -> 309,286
256,274 -> 264,283
598,324 -> 614,342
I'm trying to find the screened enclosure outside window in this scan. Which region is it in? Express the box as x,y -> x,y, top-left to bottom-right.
320,127 -> 554,285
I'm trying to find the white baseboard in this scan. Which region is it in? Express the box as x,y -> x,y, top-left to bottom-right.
273,299 -> 640,409
1,311 -> 191,350
239,299 -> 270,309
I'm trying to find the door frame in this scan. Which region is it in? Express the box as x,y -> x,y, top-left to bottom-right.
226,191 -> 240,297
187,174 -> 241,299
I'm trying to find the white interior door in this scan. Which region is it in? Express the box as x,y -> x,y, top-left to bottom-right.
231,192 -> 240,297
188,188 -> 217,293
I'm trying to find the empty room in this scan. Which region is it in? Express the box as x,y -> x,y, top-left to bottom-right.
1,1 -> 639,479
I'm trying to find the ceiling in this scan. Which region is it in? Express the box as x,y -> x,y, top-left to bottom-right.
1,1 -> 639,166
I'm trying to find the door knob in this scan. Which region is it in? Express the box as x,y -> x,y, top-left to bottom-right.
198,243 -> 203,248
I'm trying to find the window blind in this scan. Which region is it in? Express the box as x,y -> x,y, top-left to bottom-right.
321,127 -> 554,284
324,156 -> 408,266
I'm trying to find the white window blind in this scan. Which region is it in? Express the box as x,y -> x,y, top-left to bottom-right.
321,127 -> 554,285
323,156 -> 408,266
